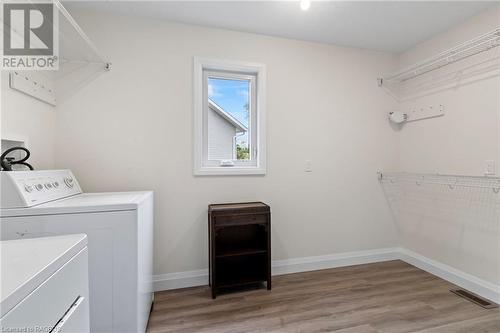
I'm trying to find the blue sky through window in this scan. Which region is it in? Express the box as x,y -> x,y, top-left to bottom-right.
208,77 -> 250,148
208,78 -> 249,125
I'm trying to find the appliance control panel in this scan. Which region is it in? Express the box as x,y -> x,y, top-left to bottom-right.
1,170 -> 83,208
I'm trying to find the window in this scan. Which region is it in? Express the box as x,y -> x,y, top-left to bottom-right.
194,58 -> 266,175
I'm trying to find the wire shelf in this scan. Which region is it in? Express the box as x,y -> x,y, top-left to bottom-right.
378,28 -> 500,85
378,172 -> 500,193
54,0 -> 111,70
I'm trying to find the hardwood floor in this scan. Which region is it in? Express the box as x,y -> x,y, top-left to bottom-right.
147,260 -> 500,333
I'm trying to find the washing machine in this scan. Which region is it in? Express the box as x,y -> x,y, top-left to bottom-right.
0,170 -> 154,333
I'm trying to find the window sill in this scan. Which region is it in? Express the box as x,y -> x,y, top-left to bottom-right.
194,166 -> 266,176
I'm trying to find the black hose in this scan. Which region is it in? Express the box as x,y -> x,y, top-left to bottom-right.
0,147 -> 34,171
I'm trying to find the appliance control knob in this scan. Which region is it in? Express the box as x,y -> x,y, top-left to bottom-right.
35,184 -> 44,191
24,185 -> 34,193
53,181 -> 59,188
44,183 -> 53,189
64,177 -> 74,188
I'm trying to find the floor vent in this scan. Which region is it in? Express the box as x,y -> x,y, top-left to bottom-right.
451,288 -> 498,309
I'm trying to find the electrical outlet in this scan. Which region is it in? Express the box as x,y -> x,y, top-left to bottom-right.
484,160 -> 495,176
305,160 -> 312,172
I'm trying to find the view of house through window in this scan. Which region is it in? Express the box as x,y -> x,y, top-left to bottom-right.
207,76 -> 251,161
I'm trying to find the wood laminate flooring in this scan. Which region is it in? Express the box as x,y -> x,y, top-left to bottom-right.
147,260 -> 500,333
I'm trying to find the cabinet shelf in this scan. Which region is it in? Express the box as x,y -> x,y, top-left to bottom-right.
217,277 -> 266,289
216,248 -> 267,258
215,253 -> 267,288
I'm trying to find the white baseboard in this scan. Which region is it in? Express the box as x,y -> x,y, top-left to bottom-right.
153,247 -> 399,291
271,248 -> 400,276
154,269 -> 208,291
398,248 -> 500,305
153,247 -> 500,305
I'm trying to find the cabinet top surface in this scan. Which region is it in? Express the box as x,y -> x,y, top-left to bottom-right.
209,202 -> 269,212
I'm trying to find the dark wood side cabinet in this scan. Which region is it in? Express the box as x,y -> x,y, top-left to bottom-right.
208,202 -> 271,299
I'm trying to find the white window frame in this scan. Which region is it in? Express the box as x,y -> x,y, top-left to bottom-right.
193,57 -> 266,176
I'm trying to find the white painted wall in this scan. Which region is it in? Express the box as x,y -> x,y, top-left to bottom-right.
397,6 -> 500,176
55,8 -> 399,277
0,72 -> 56,170
207,105 -> 237,160
390,6 -> 500,284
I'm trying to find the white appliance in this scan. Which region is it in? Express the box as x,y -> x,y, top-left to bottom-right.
1,234 -> 90,333
0,170 -> 154,333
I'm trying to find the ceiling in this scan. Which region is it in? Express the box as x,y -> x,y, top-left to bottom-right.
64,1 -> 497,53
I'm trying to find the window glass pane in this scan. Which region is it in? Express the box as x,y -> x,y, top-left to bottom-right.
207,76 -> 251,161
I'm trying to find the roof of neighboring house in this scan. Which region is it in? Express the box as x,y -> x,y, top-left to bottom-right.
208,99 -> 247,133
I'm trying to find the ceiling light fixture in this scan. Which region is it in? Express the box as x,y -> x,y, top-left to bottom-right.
300,0 -> 311,11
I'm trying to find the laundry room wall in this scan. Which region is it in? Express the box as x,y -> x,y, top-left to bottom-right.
1,72 -> 56,169
397,5 -> 500,176
55,8 -> 400,280
390,6 -> 500,285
